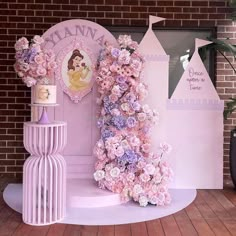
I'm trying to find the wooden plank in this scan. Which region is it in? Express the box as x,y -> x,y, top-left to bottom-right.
80,225 -> 98,236
0,211 -> 22,236
29,225 -> 50,236
198,190 -> 232,220
160,215 -> 181,236
47,224 -> 66,236
173,209 -> 198,236
146,219 -> 165,236
222,189 -> 236,206
63,225 -> 81,236
221,219 -> 236,236
114,224 -> 131,236
206,218 -> 231,236
194,192 -> 217,219
12,223 -> 32,236
131,222 -> 148,236
98,225 -> 114,236
185,203 -> 215,236
210,190 -> 236,219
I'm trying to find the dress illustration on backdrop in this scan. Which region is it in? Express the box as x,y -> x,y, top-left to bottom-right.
67,49 -> 90,92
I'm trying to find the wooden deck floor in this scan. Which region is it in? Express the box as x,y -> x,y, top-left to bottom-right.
0,178 -> 235,236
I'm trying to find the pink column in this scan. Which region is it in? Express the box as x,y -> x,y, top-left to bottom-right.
23,121 -> 67,225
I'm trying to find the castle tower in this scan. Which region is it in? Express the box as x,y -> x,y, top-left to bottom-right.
139,16 -> 170,152
167,39 -> 224,188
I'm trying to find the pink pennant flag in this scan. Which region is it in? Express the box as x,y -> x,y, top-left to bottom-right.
149,15 -> 165,29
195,38 -> 212,51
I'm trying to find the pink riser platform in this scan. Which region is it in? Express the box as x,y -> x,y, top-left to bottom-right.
3,178 -> 196,225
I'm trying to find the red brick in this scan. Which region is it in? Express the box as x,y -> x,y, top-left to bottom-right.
217,32 -> 234,39
114,18 -> 130,25
97,5 -> 113,11
166,7 -> 182,13
217,20 -> 234,26
123,0 -> 138,6
175,13 -> 191,19
71,12 -> 87,18
130,19 -> 147,26
216,81 -> 234,87
27,4 -> 44,9
131,6 -> 148,12
106,12 -> 122,18
123,12 -> 138,18
165,19 -> 181,27
199,20 -> 216,27
7,166 -> 23,172
182,20 -> 199,27
35,11 -> 53,17
96,18 -> 113,25
209,1 -> 227,7
192,14 -> 208,19
174,1 -> 190,6
114,6 -> 130,11
87,0 -> 104,4
192,1 -> 208,6
105,0 -> 122,5
218,7 -> 234,14
148,7 -> 164,12
200,8 -> 216,13
157,1 -> 173,6
209,14 -> 226,19
183,7 -> 199,13
157,13 -> 174,19
140,1 -> 156,6
80,5 -> 96,11
88,12 -> 104,17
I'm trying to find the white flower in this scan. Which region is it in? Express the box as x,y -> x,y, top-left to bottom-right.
144,164 -> 155,175
133,184 -> 143,195
139,196 -> 148,207
150,196 -> 158,205
140,173 -> 151,183
160,142 -> 172,154
93,170 -> 105,181
110,167 -> 120,178
115,146 -> 125,157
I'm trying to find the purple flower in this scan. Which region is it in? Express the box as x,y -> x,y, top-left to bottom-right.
111,48 -> 120,58
130,101 -> 141,111
126,116 -> 137,128
116,75 -> 126,84
101,128 -> 114,141
97,118 -> 105,128
125,93 -> 136,102
111,116 -> 126,130
119,83 -> 129,92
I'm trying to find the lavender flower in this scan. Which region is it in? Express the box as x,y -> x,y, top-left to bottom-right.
101,128 -> 114,141
97,118 -> 105,128
111,116 -> 126,130
130,101 -> 141,111
126,116 -> 137,128
116,75 -> 126,84
119,83 -> 129,92
111,48 -> 120,58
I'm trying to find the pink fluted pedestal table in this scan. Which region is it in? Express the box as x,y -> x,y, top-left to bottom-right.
23,121 -> 67,225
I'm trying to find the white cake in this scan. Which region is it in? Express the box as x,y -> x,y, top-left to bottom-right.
34,85 -> 57,104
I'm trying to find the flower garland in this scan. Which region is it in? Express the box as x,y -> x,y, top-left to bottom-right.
14,35 -> 57,87
94,35 -> 173,207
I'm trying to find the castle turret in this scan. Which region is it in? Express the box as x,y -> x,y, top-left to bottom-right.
139,16 -> 170,151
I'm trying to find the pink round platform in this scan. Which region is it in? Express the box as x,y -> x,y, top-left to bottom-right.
3,179 -> 196,225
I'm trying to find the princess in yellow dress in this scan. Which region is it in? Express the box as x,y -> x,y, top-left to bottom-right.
67,49 -> 90,92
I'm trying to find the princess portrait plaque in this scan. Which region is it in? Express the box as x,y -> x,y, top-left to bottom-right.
56,39 -> 95,102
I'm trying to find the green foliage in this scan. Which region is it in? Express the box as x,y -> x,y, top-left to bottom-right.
224,98 -> 236,119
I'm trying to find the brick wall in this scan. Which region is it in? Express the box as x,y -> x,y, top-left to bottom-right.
0,0 -> 235,180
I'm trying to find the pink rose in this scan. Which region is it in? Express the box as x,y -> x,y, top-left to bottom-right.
140,173 -> 150,183
115,146 -> 125,157
141,143 -> 151,153
33,35 -> 44,44
15,37 -> 29,51
34,54 -> 45,64
36,66 -> 47,77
